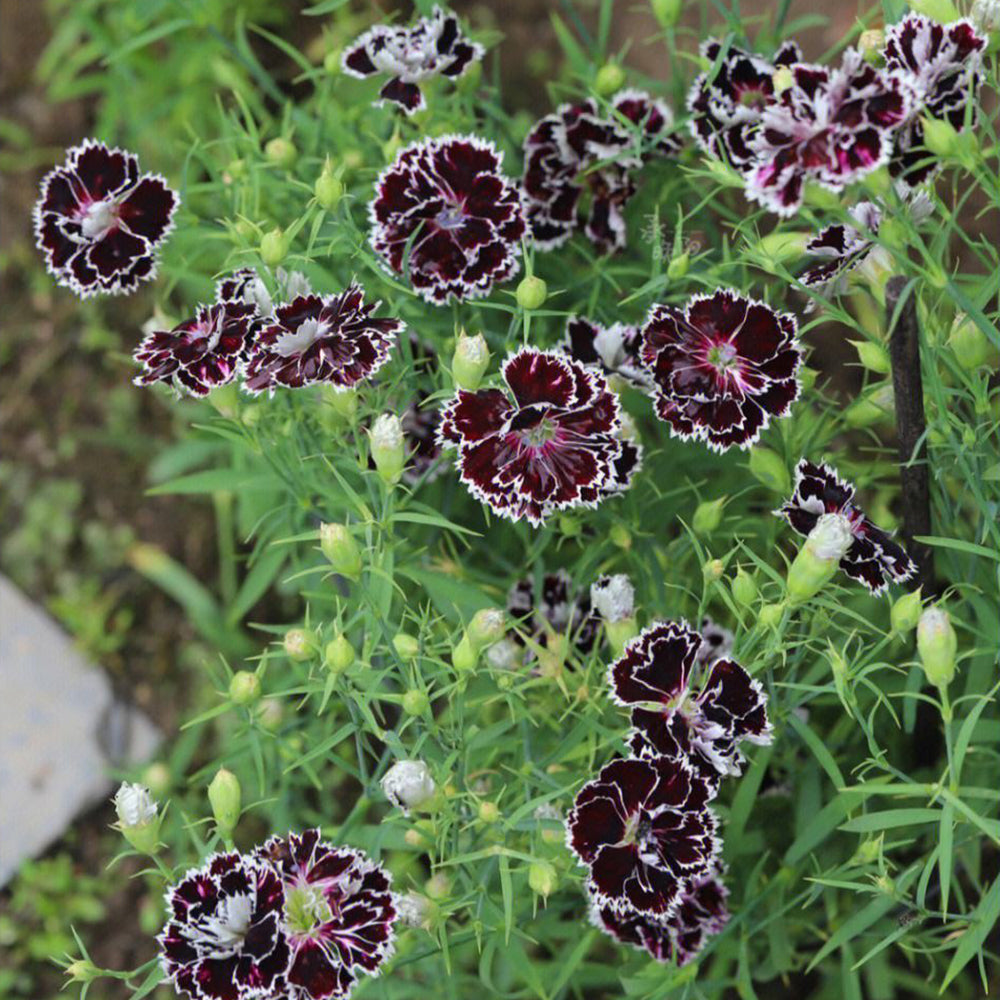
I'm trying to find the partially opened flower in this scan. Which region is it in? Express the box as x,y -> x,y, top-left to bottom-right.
744,49 -> 910,216
437,348 -> 624,526
243,285 -> 400,395
775,459 -> 917,594
34,140 -> 178,297
567,755 -> 719,916
369,135 -> 525,304
342,6 -> 483,115
695,617 -> 734,666
883,15 -> 986,188
159,851 -> 290,1000
216,267 -> 312,319
560,316 -> 649,389
801,201 -> 882,289
640,289 -> 802,452
255,830 -> 396,1000
133,301 -> 259,398
507,569 -> 601,659
611,620 -> 772,779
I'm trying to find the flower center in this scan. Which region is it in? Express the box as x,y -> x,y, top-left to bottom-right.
272,317 -> 327,357
196,894 -> 253,954
621,811 -> 653,848
706,342 -> 739,372
79,199 -> 118,240
435,204 -> 466,231
283,883 -> 334,937
737,86 -> 768,110
521,418 -> 558,449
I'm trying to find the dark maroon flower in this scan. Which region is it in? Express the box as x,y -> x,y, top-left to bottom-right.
775,459 -> 917,595
254,829 -> 395,1000
133,301 -> 259,398
33,140 -> 178,297
567,755 -> 719,916
243,285 -> 400,395
590,862 -> 729,964
507,569 -> 601,660
369,135 -> 525,304
341,6 -> 483,115
610,620 -> 772,780
640,289 -> 802,452
522,90 -> 681,254
216,268 -> 312,319
883,15 -> 986,188
437,348 -> 624,526
687,39 -> 802,169
744,49 -> 911,216
561,316 -> 650,389
801,201 -> 882,289
158,851 -> 290,1000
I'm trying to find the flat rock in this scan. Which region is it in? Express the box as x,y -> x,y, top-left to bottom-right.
0,575 -> 161,885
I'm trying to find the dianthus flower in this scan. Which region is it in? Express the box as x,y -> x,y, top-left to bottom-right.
158,851 -> 290,1000
254,830 -> 395,1000
800,201 -> 883,289
775,459 -> 916,594
437,348 -> 624,526
883,15 -> 986,188
640,289 -> 802,452
744,49 -> 910,216
216,267 -> 311,320
522,90 -> 681,253
34,140 -> 178,297
341,6 -> 483,115
243,285 -> 400,395
611,620 -> 772,780
133,300 -> 259,398
567,755 -> 719,916
561,316 -> 649,389
369,135 -> 525,304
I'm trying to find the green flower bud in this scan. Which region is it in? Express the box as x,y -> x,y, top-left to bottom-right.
256,697 -> 285,731
320,522 -> 363,580
858,28 -> 886,64
516,276 -> 547,310
759,602 -> 784,629
917,607 -> 957,689
402,689 -> 429,715
921,115 -> 959,157
786,513 -> 852,604
325,634 -> 355,675
229,670 -> 261,707
907,0 -> 960,23
528,860 -> 558,898
370,413 -> 406,485
393,632 -> 420,660
260,227 -> 287,267
949,314 -> 1000,369
113,782 -> 161,855
703,558 -> 725,582
283,627 -> 315,661
605,618 -> 639,657
755,231 -> 810,265
468,608 -> 506,650
452,633 -> 478,671
890,588 -> 923,634
142,762 -> 172,797
692,497 -> 725,535
265,137 -> 297,170
558,513 -> 582,538
666,250 -> 690,279
323,385 -> 358,422
64,959 -> 101,984
208,768 -> 242,835
731,568 -> 759,608
748,446 -> 791,494
594,62 -> 626,96
478,800 -> 500,824
650,0 -> 682,27
610,523 -> 632,549
323,49 -> 341,74
452,331 -> 490,390
424,872 -> 451,901
225,158 -> 247,181
850,339 -> 891,375
844,383 -> 894,429
853,835 -> 883,865
315,167 -> 344,210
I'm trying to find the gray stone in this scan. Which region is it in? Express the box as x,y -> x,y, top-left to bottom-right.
0,575 -> 161,885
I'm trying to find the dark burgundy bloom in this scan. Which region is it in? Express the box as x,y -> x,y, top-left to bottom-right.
567,755 -> 719,916
522,90 -> 682,254
33,140 -> 178,297
801,201 -> 882,289
507,569 -> 601,659
436,348 -> 624,526
158,851 -> 290,1000
216,268 -> 312,318
561,316 -> 649,389
640,290 -> 802,452
341,6 -> 483,115
745,49 -> 911,216
243,285 -> 400,395
610,620 -> 772,780
883,15 -> 986,188
590,862 -> 729,964
133,301 -> 259,398
687,39 -> 802,169
775,459 -> 917,595
254,829 -> 396,1000
369,135 -> 525,304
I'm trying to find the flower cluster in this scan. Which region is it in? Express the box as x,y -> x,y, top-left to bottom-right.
369,135 -> 525,304
567,618 -> 771,963
159,830 -> 396,1000
342,6 -> 483,115
522,90 -> 682,253
775,460 -> 916,595
34,140 -> 178,297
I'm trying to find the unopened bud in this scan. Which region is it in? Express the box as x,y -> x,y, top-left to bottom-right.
402,689 -> 429,715
650,0 -> 682,27
323,385 -> 359,422
208,768 -> 242,834
452,633 -> 478,671
890,588 -> 923,634
382,760 -> 436,813
731,568 -> 759,607
320,522 -> 363,580
528,860 -> 558,898
594,62 -> 626,96
703,558 -> 725,582
467,608 -> 506,650
478,800 -> 500,824
265,137 -> 297,170
692,497 -> 725,535
610,523 -> 632,549
370,413 -> 406,485
949,314 -> 1000,370
759,602 -> 784,629
260,227 -> 287,267
756,231 -> 810,266
858,29 -> 885,63
325,634 -> 355,675
917,607 -> 957,689
283,627 -> 315,661
229,670 -> 261,706
393,632 -> 420,660
113,782 -> 160,854
452,332 -> 490,390
786,513 -> 852,604
315,166 -> 344,210
921,115 -> 959,157
516,276 -> 547,310
396,891 -> 430,928
424,872 -> 451,900
667,250 -> 690,280
64,959 -> 101,984
257,697 -> 284,731
844,383 -> 894,429
850,339 -> 890,374
749,446 -> 791,494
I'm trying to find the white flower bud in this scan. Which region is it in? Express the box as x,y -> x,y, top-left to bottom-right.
809,513 -> 854,561
590,574 -> 634,624
114,781 -> 158,828
381,760 -> 436,813
396,891 -> 430,928
972,0 -> 1000,31
485,637 -> 522,670
786,512 -> 853,604
370,413 -> 406,485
